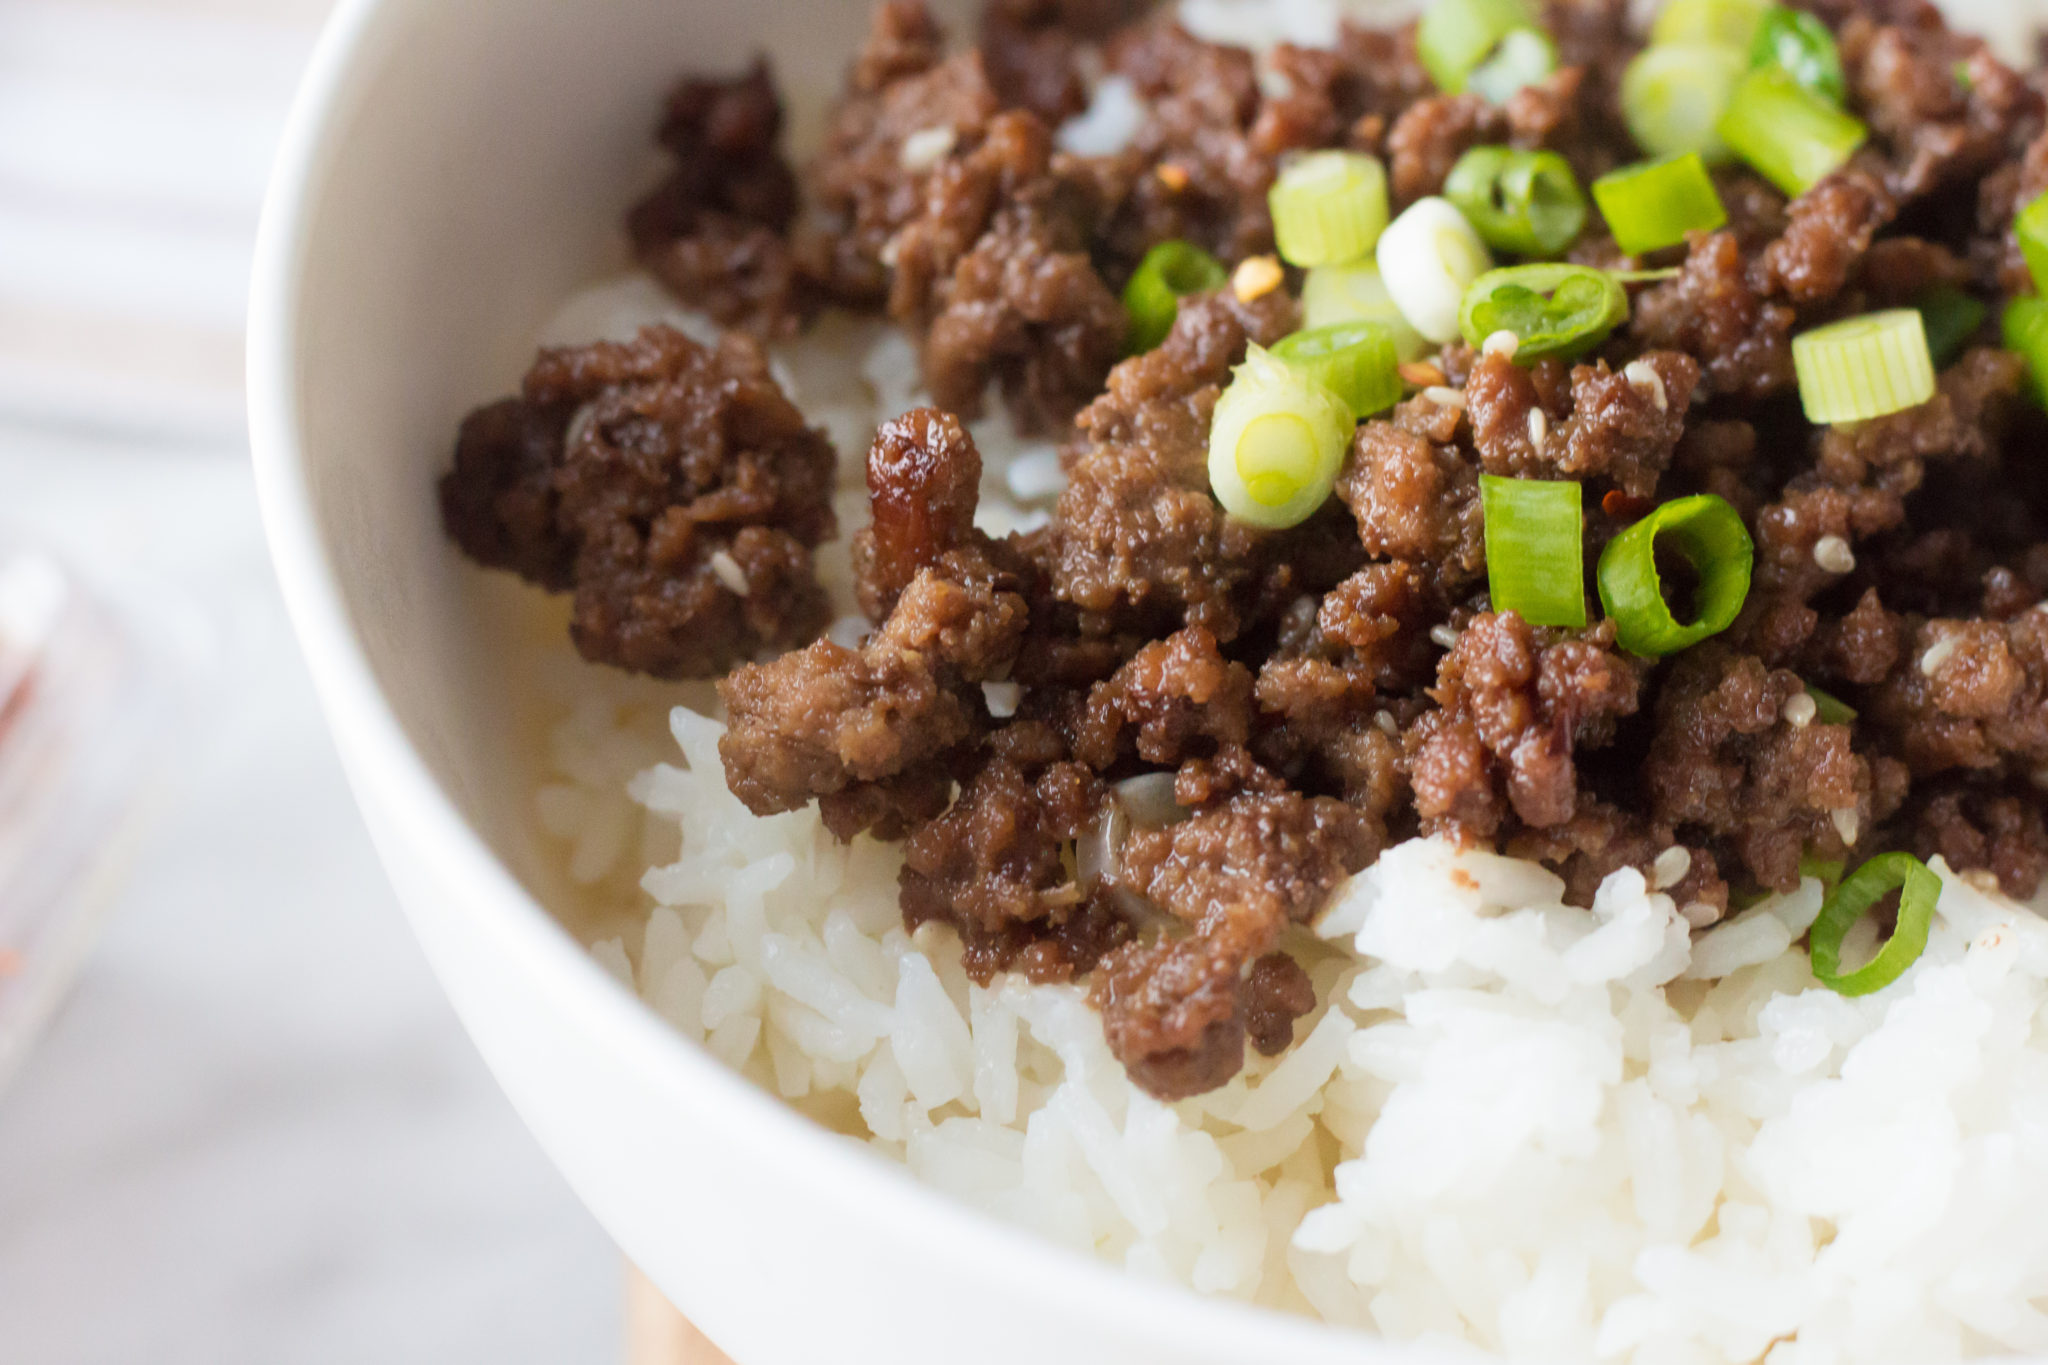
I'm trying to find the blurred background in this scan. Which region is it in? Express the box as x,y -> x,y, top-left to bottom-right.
0,1 -> 619,1358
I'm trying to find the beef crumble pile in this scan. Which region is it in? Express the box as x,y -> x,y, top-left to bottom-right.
442,0 -> 2048,1098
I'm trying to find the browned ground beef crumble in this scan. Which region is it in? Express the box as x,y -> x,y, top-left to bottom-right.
442,0 -> 2048,1098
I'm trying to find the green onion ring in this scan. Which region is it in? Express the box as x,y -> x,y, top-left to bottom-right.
1804,682 -> 1858,726
1596,493 -> 1754,657
1592,153 -> 1729,257
1808,851 -> 1940,996
1272,322 -> 1403,420
1122,240 -> 1228,354
1418,0 -> 1544,94
2004,296 -> 2048,408
1749,3 -> 1848,106
1914,287 -> 1988,368
2017,192 -> 2048,298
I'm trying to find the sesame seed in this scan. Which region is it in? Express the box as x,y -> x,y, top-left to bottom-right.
1831,807 -> 1861,847
1422,385 -> 1467,409
899,124 -> 958,171
1965,869 -> 2003,894
982,681 -> 1023,718
1527,408 -> 1548,446
1783,691 -> 1818,727
1398,360 -> 1447,388
1681,900 -> 1723,929
1652,845 -> 1692,890
1919,634 -> 1960,676
1482,330 -> 1520,359
1623,359 -> 1668,412
1375,710 -> 1400,736
709,550 -> 748,595
1232,254 -> 1284,303
1812,534 -> 1855,574
879,233 -> 904,268
1429,623 -> 1462,649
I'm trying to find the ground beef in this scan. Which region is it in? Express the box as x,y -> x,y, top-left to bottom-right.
626,62 -> 806,333
440,325 -> 836,678
1095,788 -> 1374,1097
453,0 -> 2048,1097
1645,645 -> 1886,892
1051,288 -> 1299,639
1406,613 -> 1642,838
1632,231 -> 1798,400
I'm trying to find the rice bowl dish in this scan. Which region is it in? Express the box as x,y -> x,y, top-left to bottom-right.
421,0 -> 2048,1357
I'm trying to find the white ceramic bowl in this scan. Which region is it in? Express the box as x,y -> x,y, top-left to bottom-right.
247,1 -> 1431,1360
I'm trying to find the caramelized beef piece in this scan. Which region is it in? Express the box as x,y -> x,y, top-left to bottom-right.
1632,232 -> 1797,400
440,399 -> 575,591
439,326 -> 836,678
853,407 -> 987,621
1406,614 -> 1641,838
1096,790 -> 1374,1097
1243,952 -> 1317,1056
628,62 -> 805,333
1073,625 -> 1254,768
1645,646 -> 1884,892
1051,289 -> 1298,639
1336,402 -> 1488,588
1464,350 -> 1698,497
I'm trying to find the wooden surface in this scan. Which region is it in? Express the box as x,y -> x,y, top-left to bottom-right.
627,1263 -> 739,1365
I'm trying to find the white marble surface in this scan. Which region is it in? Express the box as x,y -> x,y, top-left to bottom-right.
0,435 -> 618,1363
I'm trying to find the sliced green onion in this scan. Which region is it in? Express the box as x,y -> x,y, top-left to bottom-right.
1467,27 -> 1558,105
1270,151 -> 1390,269
1805,682 -> 1858,726
1597,493 -> 1754,657
1458,263 -> 1627,361
1749,4 -> 1847,105
1915,287 -> 1987,368
1652,0 -> 1768,50
1717,65 -> 1866,196
1444,147 -> 1588,257
1272,322 -> 1402,419
1377,196 -> 1495,344
1808,851 -> 1939,996
1418,0 -> 1543,95
2004,296 -> 2048,407
1592,153 -> 1728,256
2016,192 -> 2048,297
1622,42 -> 1749,163
1302,260 -> 1428,359
1207,345 -> 1355,529
1799,850 -> 1846,891
1792,309 -> 1935,424
1481,475 -> 1587,628
1123,240 -> 1228,354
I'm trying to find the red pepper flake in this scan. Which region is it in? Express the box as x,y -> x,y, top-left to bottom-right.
1603,489 -> 1654,520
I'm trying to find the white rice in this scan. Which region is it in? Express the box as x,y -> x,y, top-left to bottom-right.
527,2 -> 2048,1352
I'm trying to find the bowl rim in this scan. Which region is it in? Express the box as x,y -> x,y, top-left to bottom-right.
242,1 -> 1439,1359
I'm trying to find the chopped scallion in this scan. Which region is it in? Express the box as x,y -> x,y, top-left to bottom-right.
1468,27 -> 1559,105
1207,345 -> 1356,529
1458,263 -> 1628,361
1444,146 -> 1588,257
2017,192 -> 2048,296
1805,682 -> 1858,726
1302,260 -> 1428,360
1717,65 -> 1866,196
1270,151 -> 1390,268
2004,296 -> 2048,407
1651,0 -> 1768,50
1914,287 -> 1987,368
1592,153 -> 1729,256
1596,493 -> 1754,657
1792,309 -> 1936,424
1418,0 -> 1544,95
1272,322 -> 1403,419
1376,196 -> 1496,344
1749,4 -> 1847,106
1808,851 -> 1940,996
1621,42 -> 1748,162
1481,475 -> 1587,628
1122,240 -> 1228,354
